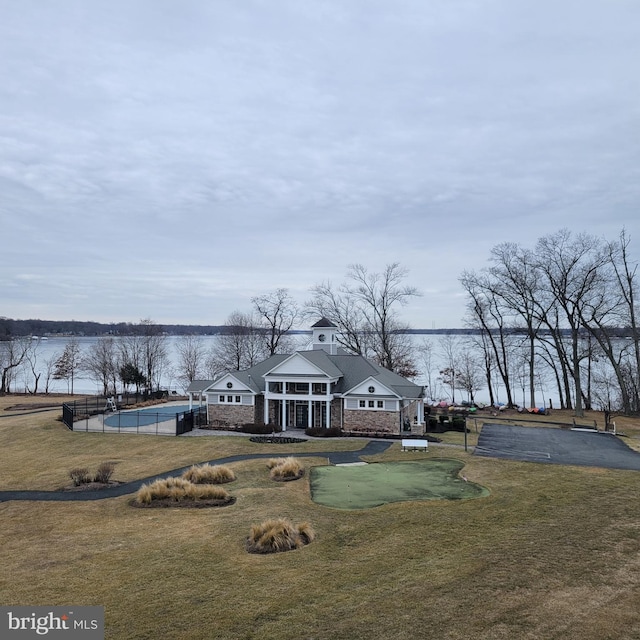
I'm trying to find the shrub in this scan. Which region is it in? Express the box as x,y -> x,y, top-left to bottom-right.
134,477 -> 231,505
269,457 -> 304,481
240,423 -> 283,434
305,426 -> 342,437
246,518 -> 315,554
94,461 -> 115,484
182,464 -> 236,484
69,468 -> 91,486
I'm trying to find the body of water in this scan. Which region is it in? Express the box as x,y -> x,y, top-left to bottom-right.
15,334 -> 563,408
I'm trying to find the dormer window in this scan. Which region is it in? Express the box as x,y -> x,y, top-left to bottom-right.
318,333 -> 326,342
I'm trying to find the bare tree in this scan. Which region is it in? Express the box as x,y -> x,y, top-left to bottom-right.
455,346 -> 485,404
308,263 -> 420,374
252,289 -> 299,356
488,243 -> 548,408
21,338 -> 43,394
605,229 -> 640,412
53,339 -> 82,394
0,336 -> 31,394
137,319 -> 169,393
82,337 -> 118,396
460,270 -> 517,407
175,334 -> 207,389
535,230 -> 609,417
206,311 -> 266,376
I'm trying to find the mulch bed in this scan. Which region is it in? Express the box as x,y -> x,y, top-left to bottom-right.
250,436 -> 306,444
271,470 -> 305,482
129,496 -> 236,509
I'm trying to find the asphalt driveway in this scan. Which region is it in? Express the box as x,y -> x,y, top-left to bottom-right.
475,424 -> 640,470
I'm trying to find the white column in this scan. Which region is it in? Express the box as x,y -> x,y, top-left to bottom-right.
325,400 -> 331,428
282,399 -> 287,432
264,396 -> 269,425
308,400 -> 312,428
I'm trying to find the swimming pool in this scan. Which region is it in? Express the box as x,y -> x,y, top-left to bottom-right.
103,404 -> 196,428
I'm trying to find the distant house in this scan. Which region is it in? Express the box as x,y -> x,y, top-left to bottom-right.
187,318 -> 425,436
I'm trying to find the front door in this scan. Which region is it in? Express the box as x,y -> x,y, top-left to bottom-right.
295,403 -> 308,428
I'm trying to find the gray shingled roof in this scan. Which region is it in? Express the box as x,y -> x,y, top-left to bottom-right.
311,317 -> 338,328
328,354 -> 423,399
185,380 -> 214,394
202,349 -> 423,400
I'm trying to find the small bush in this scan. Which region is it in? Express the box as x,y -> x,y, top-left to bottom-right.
240,423 -> 283,434
305,426 -> 342,437
182,464 -> 236,484
69,468 -> 91,486
269,457 -> 304,481
134,477 -> 231,505
246,518 -> 315,554
94,461 -> 115,484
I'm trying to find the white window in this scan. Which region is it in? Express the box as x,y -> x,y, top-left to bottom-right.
359,400 -> 366,408
377,400 -> 384,409
219,395 -> 225,403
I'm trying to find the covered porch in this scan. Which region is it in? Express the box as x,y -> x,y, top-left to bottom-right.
265,397 -> 332,430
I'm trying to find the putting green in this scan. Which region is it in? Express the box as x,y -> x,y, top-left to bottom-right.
310,459 -> 489,510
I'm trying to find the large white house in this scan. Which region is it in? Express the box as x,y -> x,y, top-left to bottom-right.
187,318 -> 426,436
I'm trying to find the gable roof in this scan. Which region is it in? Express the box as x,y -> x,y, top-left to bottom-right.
328,354 -> 423,399
200,349 -> 423,400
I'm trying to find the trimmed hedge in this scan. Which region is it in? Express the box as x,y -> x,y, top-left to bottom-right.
239,423 -> 283,434
304,426 -> 343,437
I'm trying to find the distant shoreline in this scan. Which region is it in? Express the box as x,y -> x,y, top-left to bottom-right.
1,318 -> 634,339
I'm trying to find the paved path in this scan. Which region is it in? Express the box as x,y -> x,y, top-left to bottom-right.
475,424 -> 640,470
0,440 -> 393,503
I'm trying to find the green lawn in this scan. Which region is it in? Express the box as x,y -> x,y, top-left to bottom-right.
2,396 -> 640,639
310,459 -> 489,509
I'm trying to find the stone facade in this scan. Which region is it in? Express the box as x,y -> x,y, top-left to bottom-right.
343,409 -> 400,435
208,403 -> 255,428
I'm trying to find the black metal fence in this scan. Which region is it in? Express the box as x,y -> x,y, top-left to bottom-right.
62,394 -> 207,436
177,406 -> 208,435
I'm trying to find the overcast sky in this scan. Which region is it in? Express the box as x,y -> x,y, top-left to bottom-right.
2,0 -> 639,329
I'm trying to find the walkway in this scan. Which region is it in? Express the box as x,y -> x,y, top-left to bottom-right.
0,440 -> 393,503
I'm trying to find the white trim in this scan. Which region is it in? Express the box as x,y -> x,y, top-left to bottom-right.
262,352 -> 331,378
342,375 -> 401,399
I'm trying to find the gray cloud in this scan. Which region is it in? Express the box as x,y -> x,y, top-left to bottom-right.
1,0 -> 639,327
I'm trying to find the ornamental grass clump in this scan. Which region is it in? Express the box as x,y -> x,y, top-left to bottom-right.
268,457 -> 305,481
134,477 -> 232,505
182,464 -> 236,484
246,518 -> 315,554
